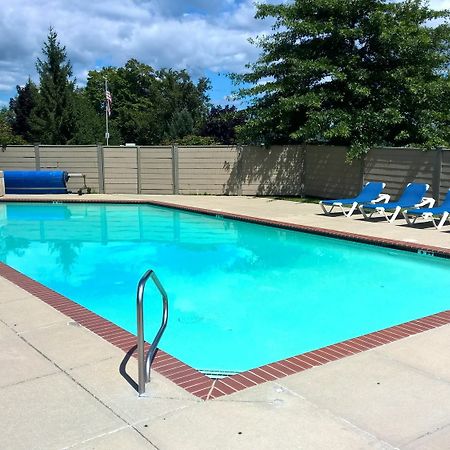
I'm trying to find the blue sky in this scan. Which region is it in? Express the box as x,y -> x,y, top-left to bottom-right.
0,0 -> 448,109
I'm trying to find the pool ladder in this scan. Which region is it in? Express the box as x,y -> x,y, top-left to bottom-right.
137,270 -> 169,396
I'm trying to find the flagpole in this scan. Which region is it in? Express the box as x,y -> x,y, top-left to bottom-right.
104,78 -> 110,146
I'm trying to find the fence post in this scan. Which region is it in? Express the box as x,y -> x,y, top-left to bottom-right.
171,143 -> 179,194
97,143 -> 105,194
433,147 -> 443,201
360,148 -> 367,188
34,143 -> 40,170
232,145 -> 243,196
136,145 -> 141,194
300,144 -> 306,198
302,145 -> 308,197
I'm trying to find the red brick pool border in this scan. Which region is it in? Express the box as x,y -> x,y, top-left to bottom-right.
1,196 -> 449,400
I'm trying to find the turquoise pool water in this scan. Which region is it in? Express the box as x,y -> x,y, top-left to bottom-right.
0,202 -> 449,374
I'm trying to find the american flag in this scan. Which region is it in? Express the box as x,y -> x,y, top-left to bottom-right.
105,90 -> 112,116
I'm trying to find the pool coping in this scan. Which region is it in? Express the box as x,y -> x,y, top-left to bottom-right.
1,196 -> 450,400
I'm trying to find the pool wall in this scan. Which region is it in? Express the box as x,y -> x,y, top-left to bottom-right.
1,196 -> 449,258
1,197 -> 449,399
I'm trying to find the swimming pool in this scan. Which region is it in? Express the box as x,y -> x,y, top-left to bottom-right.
1,201 -> 449,376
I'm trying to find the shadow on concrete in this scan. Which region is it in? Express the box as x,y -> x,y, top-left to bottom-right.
119,345 -> 138,393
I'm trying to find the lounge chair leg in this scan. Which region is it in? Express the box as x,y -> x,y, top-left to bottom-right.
402,211 -> 420,225
402,210 -> 413,225
320,202 -> 335,215
435,212 -> 449,230
386,206 -> 402,223
359,205 -> 370,219
342,202 -> 358,218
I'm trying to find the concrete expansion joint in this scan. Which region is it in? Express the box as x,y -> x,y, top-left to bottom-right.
205,378 -> 218,400
404,421 -> 450,447
64,355 -> 119,372
132,404 -> 192,429
150,394 -> 202,403
0,370 -> 58,390
274,381 -> 308,401
338,416 -> 398,450
16,320 -> 74,336
11,331 -> 159,447
373,347 -> 450,387
276,382 -> 396,448
60,424 -> 131,449
212,397 -> 276,405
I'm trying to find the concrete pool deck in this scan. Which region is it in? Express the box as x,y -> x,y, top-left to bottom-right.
1,194 -> 450,449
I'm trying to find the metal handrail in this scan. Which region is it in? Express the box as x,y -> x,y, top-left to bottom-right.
137,269 -> 169,396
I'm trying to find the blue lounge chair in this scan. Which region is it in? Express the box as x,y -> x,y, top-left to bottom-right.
319,182 -> 389,217
359,182 -> 434,223
403,189 -> 450,230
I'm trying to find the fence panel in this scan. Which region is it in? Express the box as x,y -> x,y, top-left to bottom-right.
39,145 -> 100,192
139,146 -> 173,194
0,146 -> 36,170
226,145 -> 303,196
365,148 -> 435,200
178,146 -> 238,195
304,146 -> 362,198
441,150 -> 450,201
103,147 -> 138,194
2,144 -> 449,199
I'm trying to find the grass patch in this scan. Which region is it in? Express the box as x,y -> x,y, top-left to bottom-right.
271,196 -> 321,204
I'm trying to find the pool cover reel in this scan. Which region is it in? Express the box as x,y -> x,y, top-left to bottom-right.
3,171 -> 69,194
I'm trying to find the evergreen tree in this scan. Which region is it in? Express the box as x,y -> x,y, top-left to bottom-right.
31,28 -> 76,144
9,79 -> 39,143
167,108 -> 194,140
234,0 -> 450,158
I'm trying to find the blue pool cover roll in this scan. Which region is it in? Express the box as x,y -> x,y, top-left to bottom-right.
3,171 -> 69,194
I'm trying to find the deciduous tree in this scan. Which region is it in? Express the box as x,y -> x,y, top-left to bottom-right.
85,60 -> 211,145
234,0 -> 450,158
0,108 -> 26,145
70,89 -> 106,144
201,105 -> 246,144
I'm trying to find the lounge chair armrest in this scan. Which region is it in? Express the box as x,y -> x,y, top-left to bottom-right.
370,194 -> 390,204
416,197 -> 435,208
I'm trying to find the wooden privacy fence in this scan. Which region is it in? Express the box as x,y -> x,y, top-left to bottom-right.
1,144 -> 449,201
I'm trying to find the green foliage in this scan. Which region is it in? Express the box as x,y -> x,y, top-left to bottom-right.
9,79 -> 39,143
85,60 -> 211,145
234,0 -> 450,158
31,28 -> 76,144
6,30 -> 243,147
200,105 -> 246,144
0,108 -> 26,145
163,134 -> 218,145
167,108 -> 194,140
69,89 -> 107,144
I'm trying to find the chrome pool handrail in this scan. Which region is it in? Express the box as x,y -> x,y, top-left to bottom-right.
137,269 -> 169,396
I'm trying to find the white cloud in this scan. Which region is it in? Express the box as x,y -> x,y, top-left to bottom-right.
0,0 -> 447,104
0,0 -> 273,102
